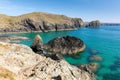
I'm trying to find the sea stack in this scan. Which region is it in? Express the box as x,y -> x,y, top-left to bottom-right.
31,34 -> 43,53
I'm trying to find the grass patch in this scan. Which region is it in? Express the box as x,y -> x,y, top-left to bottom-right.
0,66 -> 16,80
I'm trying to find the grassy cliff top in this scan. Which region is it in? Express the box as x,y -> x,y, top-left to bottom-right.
0,12 -> 82,28
0,66 -> 16,80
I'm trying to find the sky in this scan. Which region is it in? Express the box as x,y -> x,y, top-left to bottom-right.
0,0 -> 120,23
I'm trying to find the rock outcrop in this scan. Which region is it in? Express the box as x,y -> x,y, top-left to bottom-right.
44,36 -> 86,55
0,36 -> 28,43
0,42 -> 95,80
31,34 -> 43,53
85,20 -> 100,28
0,12 -> 83,33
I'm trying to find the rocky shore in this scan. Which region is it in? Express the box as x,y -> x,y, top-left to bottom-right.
0,35 -> 96,80
0,36 -> 28,43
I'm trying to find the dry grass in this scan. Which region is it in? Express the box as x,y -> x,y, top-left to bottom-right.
0,53 -> 3,56
0,12 -> 73,28
0,66 -> 16,80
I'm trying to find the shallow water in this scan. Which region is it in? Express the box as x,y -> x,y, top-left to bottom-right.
1,26 -> 120,80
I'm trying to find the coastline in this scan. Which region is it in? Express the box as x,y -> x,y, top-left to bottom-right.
0,28 -> 77,35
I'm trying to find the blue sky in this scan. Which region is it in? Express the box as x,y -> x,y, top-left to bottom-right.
0,0 -> 120,23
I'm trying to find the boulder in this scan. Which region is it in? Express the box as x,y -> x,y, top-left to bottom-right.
31,34 -> 43,53
44,36 -> 86,55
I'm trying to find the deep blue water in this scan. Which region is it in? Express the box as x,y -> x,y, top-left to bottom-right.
1,26 -> 120,80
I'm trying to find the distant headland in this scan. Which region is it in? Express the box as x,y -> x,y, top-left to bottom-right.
101,23 -> 120,26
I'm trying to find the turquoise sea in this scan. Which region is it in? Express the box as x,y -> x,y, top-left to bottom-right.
1,26 -> 120,80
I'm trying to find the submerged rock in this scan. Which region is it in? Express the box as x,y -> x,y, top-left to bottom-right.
77,63 -> 99,73
103,73 -> 120,80
0,42 -> 95,80
44,36 -> 86,55
89,55 -> 102,62
109,60 -> 120,71
31,34 -> 43,53
88,48 -> 98,55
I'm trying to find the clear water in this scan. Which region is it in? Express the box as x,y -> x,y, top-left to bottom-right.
1,26 -> 120,80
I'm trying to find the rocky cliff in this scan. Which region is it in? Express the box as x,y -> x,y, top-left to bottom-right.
0,12 -> 83,33
85,20 -> 100,28
0,41 -> 95,80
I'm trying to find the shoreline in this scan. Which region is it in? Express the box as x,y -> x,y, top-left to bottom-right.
0,28 -> 77,35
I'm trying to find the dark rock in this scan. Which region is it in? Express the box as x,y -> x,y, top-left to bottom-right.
42,53 -> 64,61
52,75 -> 62,80
31,34 -> 43,53
44,36 -> 86,55
85,20 -> 100,28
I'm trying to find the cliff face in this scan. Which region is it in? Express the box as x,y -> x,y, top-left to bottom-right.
85,20 -> 100,28
0,42 -> 95,80
0,12 -> 83,33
